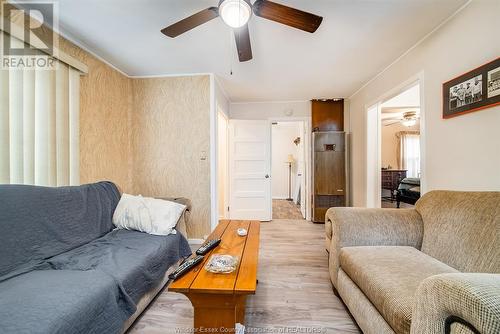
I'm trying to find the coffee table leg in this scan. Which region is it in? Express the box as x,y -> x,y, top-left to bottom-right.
185,293 -> 247,333
235,295 -> 247,324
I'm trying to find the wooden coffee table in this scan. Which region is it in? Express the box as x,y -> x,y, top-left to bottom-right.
169,220 -> 260,332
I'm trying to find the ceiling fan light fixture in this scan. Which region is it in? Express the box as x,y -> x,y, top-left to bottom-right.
402,119 -> 417,127
219,0 -> 251,28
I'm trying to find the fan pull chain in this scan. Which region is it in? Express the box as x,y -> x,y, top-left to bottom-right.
234,0 -> 241,74
229,28 -> 234,75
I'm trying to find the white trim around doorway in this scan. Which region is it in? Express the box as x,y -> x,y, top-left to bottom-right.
364,71 -> 426,208
269,117 -> 312,221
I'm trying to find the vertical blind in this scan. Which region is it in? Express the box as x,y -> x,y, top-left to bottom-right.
0,31 -> 80,186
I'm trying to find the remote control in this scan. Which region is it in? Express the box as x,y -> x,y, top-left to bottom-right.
169,255 -> 204,281
196,239 -> 222,255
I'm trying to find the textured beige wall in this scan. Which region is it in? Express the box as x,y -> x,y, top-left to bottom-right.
58,42 -> 134,192
59,44 -> 211,237
131,76 -> 211,238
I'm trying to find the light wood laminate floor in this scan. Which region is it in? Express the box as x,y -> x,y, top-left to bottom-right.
128,219 -> 360,334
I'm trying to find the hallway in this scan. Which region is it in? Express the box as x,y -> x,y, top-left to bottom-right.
272,199 -> 303,220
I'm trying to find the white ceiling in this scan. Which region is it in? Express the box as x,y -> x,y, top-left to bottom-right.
44,0 -> 467,102
381,84 -> 420,126
381,83 -> 420,110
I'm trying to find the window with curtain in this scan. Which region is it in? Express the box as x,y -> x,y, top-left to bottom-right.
397,131 -> 420,178
0,31 -> 81,186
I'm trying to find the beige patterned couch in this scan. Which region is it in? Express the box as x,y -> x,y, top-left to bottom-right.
325,191 -> 500,334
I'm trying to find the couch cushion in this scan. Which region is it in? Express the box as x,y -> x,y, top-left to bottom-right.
415,191 -> 500,273
340,246 -> 458,334
47,229 -> 192,302
0,182 -> 120,279
0,270 -> 135,334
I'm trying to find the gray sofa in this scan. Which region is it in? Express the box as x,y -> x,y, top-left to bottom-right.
325,191 -> 500,334
0,181 -> 192,334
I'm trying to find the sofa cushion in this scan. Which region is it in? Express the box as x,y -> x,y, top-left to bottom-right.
47,229 -> 192,302
415,191 -> 500,273
0,182 -> 120,279
340,246 -> 458,334
0,270 -> 135,334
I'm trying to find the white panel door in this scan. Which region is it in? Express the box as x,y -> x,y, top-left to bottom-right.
229,120 -> 271,221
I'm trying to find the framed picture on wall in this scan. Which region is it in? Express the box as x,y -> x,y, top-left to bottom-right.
443,57 -> 500,119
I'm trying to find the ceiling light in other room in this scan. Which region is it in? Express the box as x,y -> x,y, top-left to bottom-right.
402,119 -> 417,127
219,0 -> 251,28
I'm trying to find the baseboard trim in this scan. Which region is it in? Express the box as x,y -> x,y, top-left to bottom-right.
188,238 -> 204,245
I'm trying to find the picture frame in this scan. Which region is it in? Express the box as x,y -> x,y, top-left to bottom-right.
443,57 -> 500,119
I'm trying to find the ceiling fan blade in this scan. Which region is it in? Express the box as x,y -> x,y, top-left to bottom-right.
381,116 -> 402,121
161,7 -> 219,38
234,24 -> 252,62
252,0 -> 323,33
383,120 -> 401,126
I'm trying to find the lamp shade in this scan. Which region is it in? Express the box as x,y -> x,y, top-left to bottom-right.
402,119 -> 417,127
287,154 -> 295,163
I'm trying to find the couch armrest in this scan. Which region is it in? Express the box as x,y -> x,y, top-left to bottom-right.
411,273 -> 500,334
327,207 -> 423,287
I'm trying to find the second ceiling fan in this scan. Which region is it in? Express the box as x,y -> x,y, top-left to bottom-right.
161,0 -> 323,62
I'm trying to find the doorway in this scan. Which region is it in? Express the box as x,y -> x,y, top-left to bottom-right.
366,76 -> 424,208
225,119 -> 311,221
381,84 -> 421,208
271,121 -> 305,219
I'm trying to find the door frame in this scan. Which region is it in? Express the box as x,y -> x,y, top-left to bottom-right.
269,117 -> 312,221
364,71 -> 426,207
217,109 -> 229,220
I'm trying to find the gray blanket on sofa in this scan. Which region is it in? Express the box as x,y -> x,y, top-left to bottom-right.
0,182 -> 121,281
0,182 -> 191,334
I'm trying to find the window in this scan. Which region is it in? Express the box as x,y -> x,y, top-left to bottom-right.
0,31 -> 81,186
397,132 -> 420,178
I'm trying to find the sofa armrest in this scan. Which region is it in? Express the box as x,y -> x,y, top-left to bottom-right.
327,207 -> 423,287
411,273 -> 500,334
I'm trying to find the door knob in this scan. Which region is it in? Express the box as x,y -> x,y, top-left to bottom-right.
265,174 -> 270,178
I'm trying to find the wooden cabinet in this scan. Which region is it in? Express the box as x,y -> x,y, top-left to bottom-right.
381,169 -> 407,202
312,131 -> 347,223
311,99 -> 346,223
311,99 -> 344,132
314,152 -> 345,195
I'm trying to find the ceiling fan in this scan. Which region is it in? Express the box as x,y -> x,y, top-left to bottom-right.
382,111 -> 420,127
161,0 -> 323,62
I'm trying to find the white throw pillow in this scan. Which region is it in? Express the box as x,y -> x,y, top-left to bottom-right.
112,194 -> 186,236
